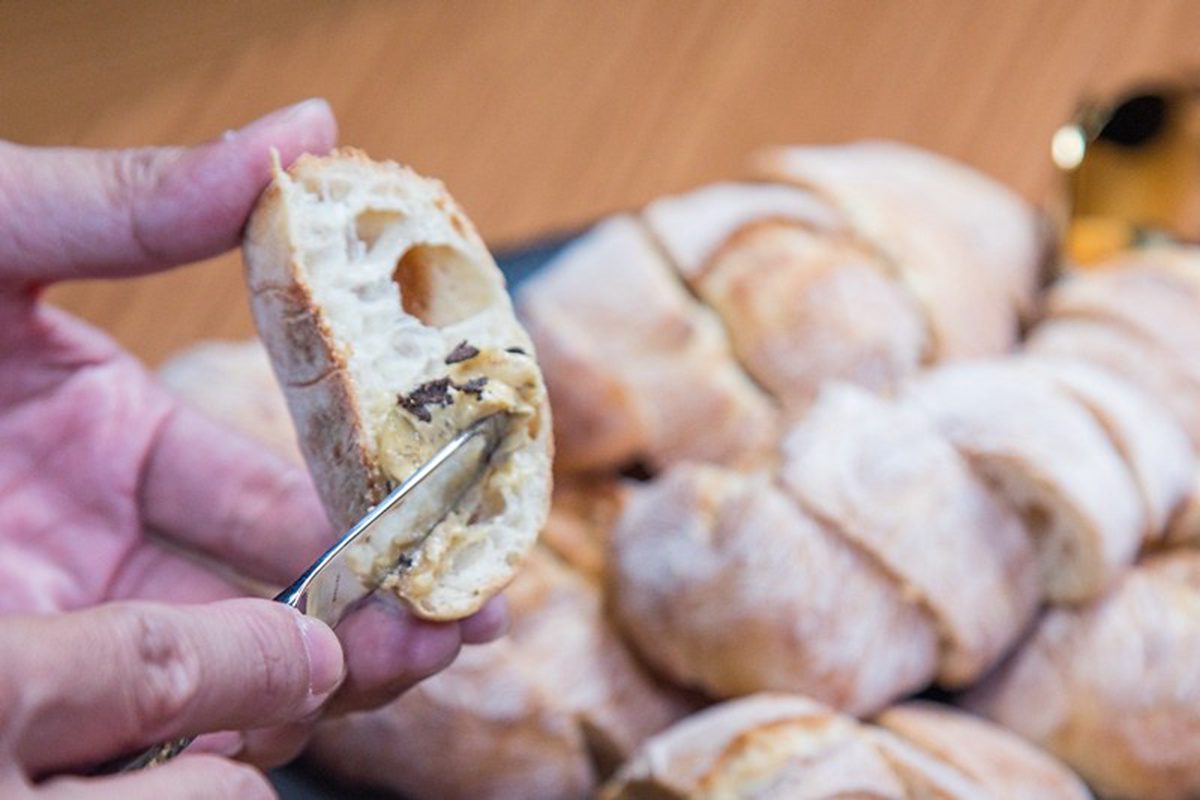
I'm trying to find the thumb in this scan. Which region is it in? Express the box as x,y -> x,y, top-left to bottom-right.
0,98 -> 336,286
5,598 -> 343,777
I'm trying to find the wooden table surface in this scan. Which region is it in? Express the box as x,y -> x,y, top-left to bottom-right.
3,0 -> 1199,366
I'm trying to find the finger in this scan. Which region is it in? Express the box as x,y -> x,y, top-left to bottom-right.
190,730 -> 244,759
40,754 -> 276,800
458,595 -> 510,644
235,721 -> 313,770
324,597 -> 463,715
139,402 -> 336,586
106,540 -> 247,604
7,599 -> 342,776
0,98 -> 336,285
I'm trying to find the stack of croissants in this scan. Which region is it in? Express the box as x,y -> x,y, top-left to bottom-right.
160,140 -> 1200,799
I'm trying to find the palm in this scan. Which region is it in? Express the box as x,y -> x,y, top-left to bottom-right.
0,294 -> 161,611
0,292 -> 324,613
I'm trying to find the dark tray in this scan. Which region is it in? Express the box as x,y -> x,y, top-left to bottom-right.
269,231 -> 577,799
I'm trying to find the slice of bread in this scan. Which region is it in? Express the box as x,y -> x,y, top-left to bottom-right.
601,694 -> 906,800
308,548 -> 694,800
242,148 -> 552,620
778,384 -> 1039,687
640,180 -> 844,280
1022,354 -> 1194,542
751,140 -> 1048,324
876,703 -> 1091,800
602,693 -> 1087,799
965,551 -> 1200,799
750,141 -> 1035,357
1026,317 -> 1200,445
685,220 -> 928,413
902,360 -> 1143,603
517,215 -> 778,473
609,463 -> 939,715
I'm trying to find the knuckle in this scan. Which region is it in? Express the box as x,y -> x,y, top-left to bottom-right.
107,147 -> 175,262
112,605 -> 204,736
239,607 -> 306,708
109,147 -> 163,204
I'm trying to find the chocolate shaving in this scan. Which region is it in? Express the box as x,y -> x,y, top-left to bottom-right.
445,340 -> 481,365
397,377 -> 454,422
505,346 -> 527,355
454,376 -> 488,398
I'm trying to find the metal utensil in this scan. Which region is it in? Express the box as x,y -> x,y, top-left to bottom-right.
106,413 -> 510,773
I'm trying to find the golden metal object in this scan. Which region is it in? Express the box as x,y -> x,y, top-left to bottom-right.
1054,79 -> 1200,266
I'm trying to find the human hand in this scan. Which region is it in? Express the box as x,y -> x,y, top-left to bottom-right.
0,599 -> 343,798
0,100 -> 508,774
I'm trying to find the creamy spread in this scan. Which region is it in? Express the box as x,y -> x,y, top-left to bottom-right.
345,344 -> 544,595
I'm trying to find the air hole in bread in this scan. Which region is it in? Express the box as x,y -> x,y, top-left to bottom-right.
392,244 -> 497,327
355,209 -> 401,250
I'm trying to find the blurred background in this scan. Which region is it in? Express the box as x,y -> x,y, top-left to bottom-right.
2,0 -> 1198,366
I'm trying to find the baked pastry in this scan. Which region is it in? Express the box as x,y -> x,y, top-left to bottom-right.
641,180 -> 843,278
669,218 -> 927,413
779,383 -> 1039,685
875,702 -> 1091,800
1026,317 -> 1200,445
517,215 -> 777,473
538,475 -> 627,583
609,462 -> 939,715
308,547 -> 694,800
901,360 -> 1144,603
966,550 -> 1200,800
1045,261 -> 1200,381
600,694 -> 906,799
601,693 -> 1088,799
1022,354 -> 1194,542
242,148 -> 552,620
751,140 -> 1045,356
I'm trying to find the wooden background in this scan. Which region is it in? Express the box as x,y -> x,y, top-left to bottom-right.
2,0 -> 1199,366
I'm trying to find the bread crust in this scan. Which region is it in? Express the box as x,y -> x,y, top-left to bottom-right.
966,551 -> 1200,800
750,141 -> 1040,358
779,384 -> 1039,686
678,219 -> 928,414
1022,354 -> 1194,542
243,148 -> 552,620
902,360 -> 1144,603
603,693 -> 1087,799
609,463 -> 939,714
309,548 -> 693,800
601,694 -> 907,800
641,181 -> 844,280
517,215 -> 778,473
1026,317 -> 1200,445
876,702 -> 1090,800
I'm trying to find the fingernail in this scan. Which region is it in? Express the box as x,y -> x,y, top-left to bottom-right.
230,98 -> 332,139
193,731 -> 244,758
294,612 -> 344,708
